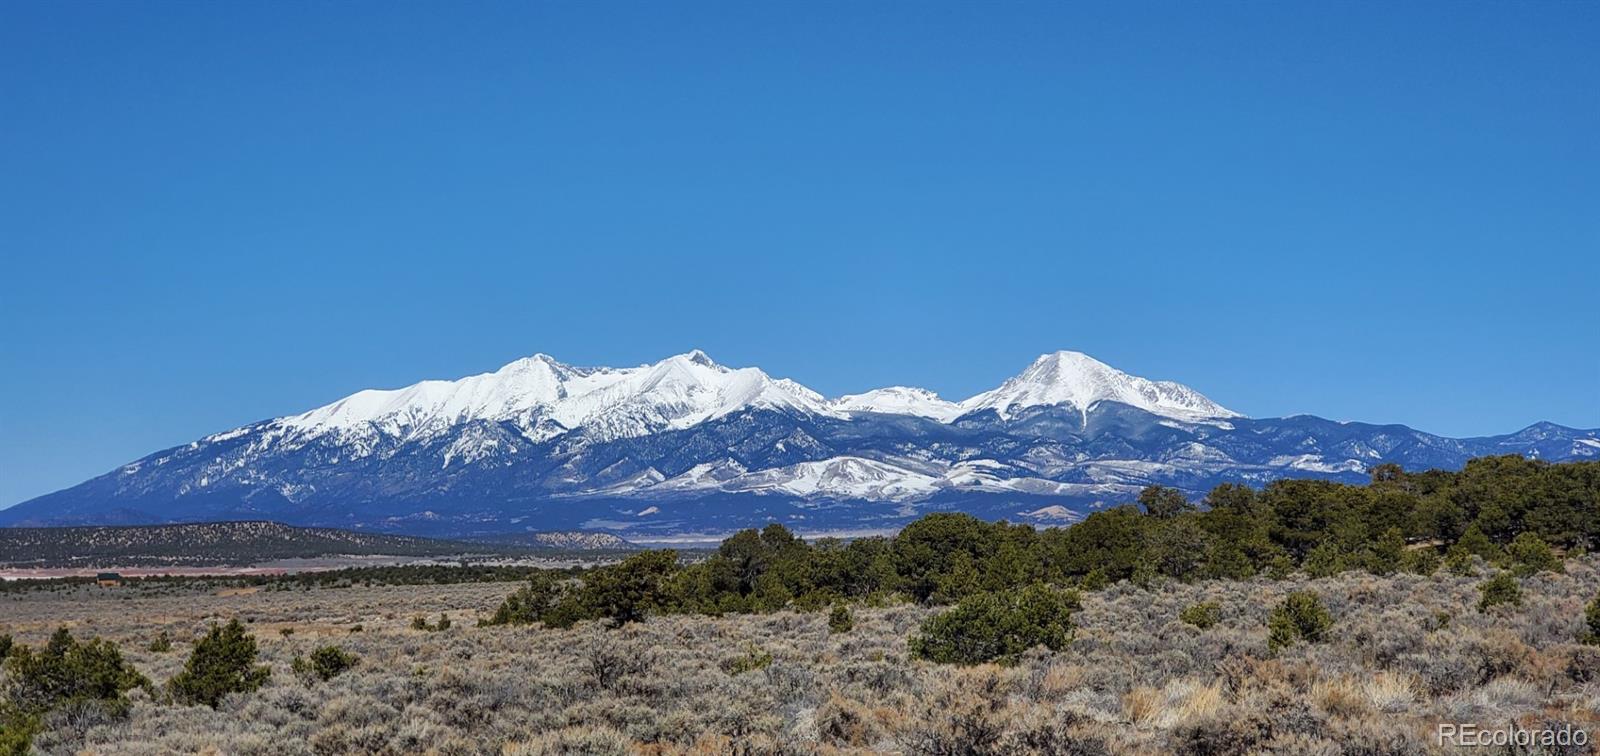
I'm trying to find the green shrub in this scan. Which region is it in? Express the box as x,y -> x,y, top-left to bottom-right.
581,550 -> 679,627
1302,542 -> 1344,578
482,573 -> 562,627
1583,593 -> 1600,645
793,589 -> 841,613
1130,561 -> 1159,589
1507,532 -> 1561,576
828,605 -> 854,634
1365,528 -> 1406,576
892,513 -> 997,603
1267,591 -> 1332,652
147,631 -> 172,653
1477,572 -> 1523,613
908,584 -> 1080,665
0,713 -> 40,756
723,644 -> 774,675
167,619 -> 270,708
435,613 -> 451,631
1079,568 -> 1109,591
3,627 -> 151,715
1445,546 -> 1477,576
1456,523 -> 1500,561
1265,555 -> 1295,581
1402,547 -> 1440,576
864,590 -> 898,608
291,645 -> 359,683
1,627 -> 150,754
1203,543 -> 1256,580
411,615 -> 430,630
0,634 -> 11,660
541,593 -> 589,630
930,552 -> 983,604
1179,601 -> 1222,630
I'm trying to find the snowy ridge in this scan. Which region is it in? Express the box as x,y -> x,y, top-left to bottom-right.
832,387 -> 963,421
280,350 -> 843,446
167,347 -> 1237,509
275,348 -> 1237,450
960,351 -> 1240,422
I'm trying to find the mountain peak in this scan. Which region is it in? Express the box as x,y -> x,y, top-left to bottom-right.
678,349 -> 716,367
960,350 -> 1240,422
498,352 -> 570,375
1022,350 -> 1121,382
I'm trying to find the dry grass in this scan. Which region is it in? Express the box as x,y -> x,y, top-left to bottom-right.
7,560 -> 1600,753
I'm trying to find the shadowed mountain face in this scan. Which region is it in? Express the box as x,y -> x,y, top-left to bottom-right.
4,351 -> 1595,538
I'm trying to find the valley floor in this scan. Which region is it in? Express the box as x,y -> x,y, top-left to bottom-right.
6,562 -> 1600,754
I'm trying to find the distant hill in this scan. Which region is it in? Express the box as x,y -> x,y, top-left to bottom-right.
0,521 -> 525,568
466,530 -> 637,552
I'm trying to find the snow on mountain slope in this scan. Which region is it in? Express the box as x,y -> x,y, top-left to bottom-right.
636,454 -> 1138,502
169,347 -> 1245,487
279,350 -> 842,446
5,345 -> 1593,537
283,353 -> 583,436
1266,454 -> 1368,474
270,348 -> 1233,449
960,351 -> 1239,422
561,351 -> 842,441
832,387 -> 963,421
735,457 -> 944,500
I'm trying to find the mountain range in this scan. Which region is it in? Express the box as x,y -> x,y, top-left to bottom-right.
3,350 -> 1595,540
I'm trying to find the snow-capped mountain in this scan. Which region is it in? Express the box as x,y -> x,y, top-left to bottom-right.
281,349 -> 841,447
280,349 -> 1226,446
3,349 -> 1594,538
960,351 -> 1240,422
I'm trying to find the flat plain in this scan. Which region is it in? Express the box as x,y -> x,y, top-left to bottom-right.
7,558 -> 1600,754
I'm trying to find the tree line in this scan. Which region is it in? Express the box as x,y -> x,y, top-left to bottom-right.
484,455 -> 1600,628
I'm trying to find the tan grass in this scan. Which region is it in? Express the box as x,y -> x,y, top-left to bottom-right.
1361,671 -> 1417,713
1312,676 -> 1371,718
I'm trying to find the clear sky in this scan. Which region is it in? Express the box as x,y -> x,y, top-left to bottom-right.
2,2 -> 1596,507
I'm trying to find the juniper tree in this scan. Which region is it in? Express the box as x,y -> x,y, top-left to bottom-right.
1507,532 -> 1561,576
1139,485 -> 1192,519
167,619 -> 270,708
1477,572 -> 1522,613
583,550 -> 679,626
909,583 -> 1080,665
1268,592 -> 1332,652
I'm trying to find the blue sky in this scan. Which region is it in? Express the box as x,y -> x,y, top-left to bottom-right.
2,2 -> 1596,507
